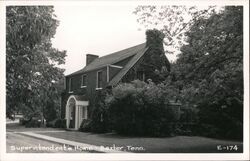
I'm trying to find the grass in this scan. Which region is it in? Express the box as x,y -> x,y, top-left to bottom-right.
7,123 -> 243,153
6,123 -> 64,132
36,131 -> 243,153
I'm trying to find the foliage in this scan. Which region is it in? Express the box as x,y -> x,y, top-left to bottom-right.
143,29 -> 171,83
19,118 -> 30,125
46,118 -> 66,128
90,90 -> 111,133
43,79 -> 65,122
79,119 -> 92,132
135,6 -> 243,140
54,118 -> 66,128
25,119 -> 42,128
134,6 -> 217,54
106,80 -> 179,136
173,6 -> 243,140
46,119 -> 57,128
6,6 -> 66,120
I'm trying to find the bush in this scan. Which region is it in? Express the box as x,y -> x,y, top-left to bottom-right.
19,118 -> 30,125
45,118 -> 66,128
174,123 -> 198,136
25,119 -> 42,128
197,98 -> 243,140
106,80 -> 177,136
54,118 -> 66,128
79,119 -> 92,132
90,90 -> 111,133
46,119 -> 57,127
43,100 -> 58,122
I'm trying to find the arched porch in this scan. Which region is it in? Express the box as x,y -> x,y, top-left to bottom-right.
65,95 -> 89,130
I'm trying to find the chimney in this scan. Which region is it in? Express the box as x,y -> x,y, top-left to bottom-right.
145,29 -> 170,72
145,29 -> 165,48
86,54 -> 99,65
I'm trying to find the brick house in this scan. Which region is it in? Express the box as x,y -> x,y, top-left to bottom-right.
61,29 -> 171,130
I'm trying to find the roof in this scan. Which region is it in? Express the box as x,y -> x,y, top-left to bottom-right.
67,43 -> 147,76
108,47 -> 148,86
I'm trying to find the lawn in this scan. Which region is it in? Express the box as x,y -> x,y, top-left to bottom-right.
6,123 -> 65,132
7,123 -> 243,153
36,131 -> 243,153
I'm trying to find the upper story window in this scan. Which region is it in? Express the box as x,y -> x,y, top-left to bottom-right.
81,75 -> 87,88
96,71 -> 103,89
137,71 -> 145,81
69,78 -> 73,93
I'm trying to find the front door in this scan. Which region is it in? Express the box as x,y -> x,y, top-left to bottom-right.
69,105 -> 75,129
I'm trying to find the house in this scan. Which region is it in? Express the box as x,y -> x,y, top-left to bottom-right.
61,29 -> 171,130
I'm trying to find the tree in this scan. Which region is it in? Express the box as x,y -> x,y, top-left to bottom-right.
6,6 -> 66,120
174,6 -> 243,139
134,6 -> 217,54
135,5 -> 243,139
176,6 -> 243,106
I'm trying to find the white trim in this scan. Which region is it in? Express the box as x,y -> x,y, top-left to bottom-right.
96,70 -> 103,89
68,77 -> 73,93
95,87 -> 103,90
75,105 -> 79,130
109,64 -> 123,69
76,101 -> 89,106
81,74 -> 87,87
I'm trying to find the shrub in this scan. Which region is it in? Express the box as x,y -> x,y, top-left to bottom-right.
46,119 -> 57,127
25,119 -> 42,128
54,118 -> 66,128
90,90 -> 111,133
106,80 -> 178,136
174,122 -> 200,136
43,100 -> 58,122
197,98 -> 243,140
79,119 -> 92,132
45,118 -> 66,128
19,118 -> 30,125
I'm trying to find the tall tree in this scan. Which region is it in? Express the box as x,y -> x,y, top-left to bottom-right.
6,6 -> 66,120
134,6 -> 217,54
176,6 -> 243,107
135,5 -> 243,139
174,6 -> 243,139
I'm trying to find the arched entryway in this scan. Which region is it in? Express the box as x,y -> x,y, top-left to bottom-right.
65,95 -> 89,130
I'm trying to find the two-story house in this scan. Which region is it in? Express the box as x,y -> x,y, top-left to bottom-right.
61,29 -> 171,130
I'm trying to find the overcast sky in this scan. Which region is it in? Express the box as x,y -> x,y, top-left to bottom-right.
51,5 -> 178,75
52,5 -> 145,75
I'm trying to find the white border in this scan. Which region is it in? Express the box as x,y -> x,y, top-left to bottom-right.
0,1 -> 249,161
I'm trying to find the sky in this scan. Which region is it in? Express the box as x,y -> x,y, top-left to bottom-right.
52,5 -> 146,75
51,5 -> 177,75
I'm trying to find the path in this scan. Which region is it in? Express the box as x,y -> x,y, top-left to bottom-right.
6,132 -> 85,153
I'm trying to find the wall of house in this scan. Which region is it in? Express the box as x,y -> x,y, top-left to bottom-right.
61,65 -> 110,119
61,54 -> 142,119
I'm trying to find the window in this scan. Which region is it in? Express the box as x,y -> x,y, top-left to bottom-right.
81,75 -> 87,87
96,71 -> 103,89
69,78 -> 73,93
137,71 -> 145,81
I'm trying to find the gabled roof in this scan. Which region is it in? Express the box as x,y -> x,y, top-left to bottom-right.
67,43 -> 147,76
108,47 -> 148,86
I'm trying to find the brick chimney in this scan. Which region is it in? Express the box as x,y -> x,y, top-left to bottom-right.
86,54 -> 99,65
145,29 -> 165,48
145,29 -> 170,72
